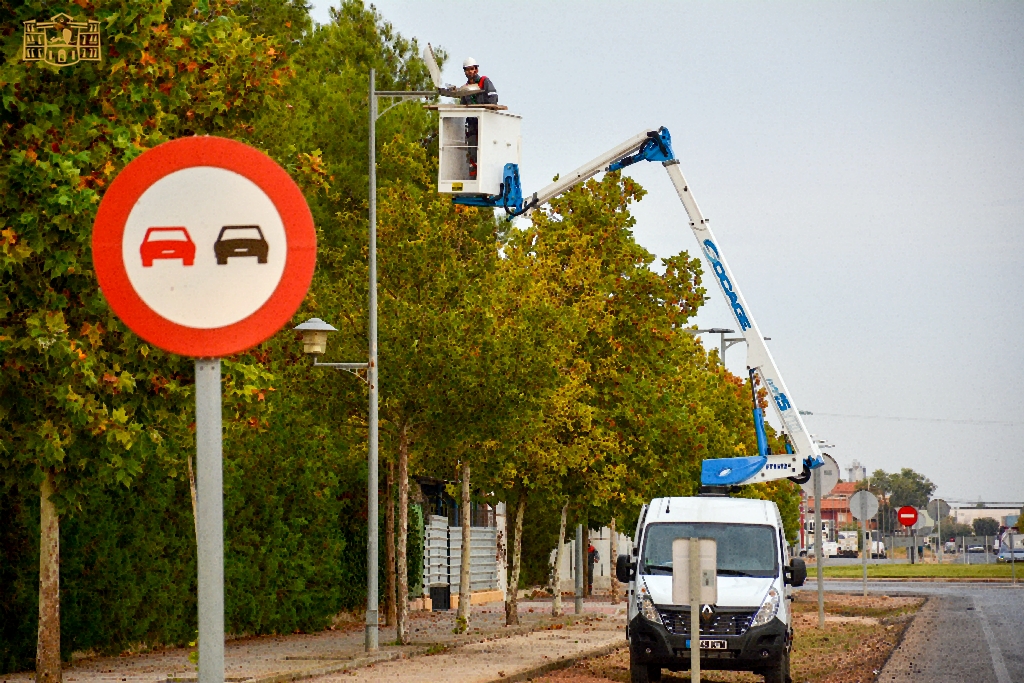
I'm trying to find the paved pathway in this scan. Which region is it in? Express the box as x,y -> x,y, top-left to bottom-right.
0,600 -> 626,683
807,580 -> 1023,683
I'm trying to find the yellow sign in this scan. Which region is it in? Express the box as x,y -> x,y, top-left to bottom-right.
23,13 -> 101,67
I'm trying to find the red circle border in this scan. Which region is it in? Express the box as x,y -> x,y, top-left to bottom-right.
92,136 -> 316,357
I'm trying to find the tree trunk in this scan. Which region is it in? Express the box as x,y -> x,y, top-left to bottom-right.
455,461 -> 472,632
385,458 -> 396,627
396,423 -> 410,643
551,501 -> 568,616
36,469 -> 61,683
504,492 -> 526,626
609,517 -> 620,603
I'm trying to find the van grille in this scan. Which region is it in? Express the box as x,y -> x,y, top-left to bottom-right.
657,608 -> 757,637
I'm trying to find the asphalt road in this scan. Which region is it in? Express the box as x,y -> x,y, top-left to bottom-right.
806,580 -> 1023,683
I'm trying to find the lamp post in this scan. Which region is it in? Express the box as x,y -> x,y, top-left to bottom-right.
686,328 -> 770,365
296,72 -> 437,653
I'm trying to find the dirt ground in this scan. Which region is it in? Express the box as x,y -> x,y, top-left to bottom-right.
532,592 -> 923,683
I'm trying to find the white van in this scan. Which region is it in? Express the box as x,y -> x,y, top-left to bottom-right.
616,495 -> 806,683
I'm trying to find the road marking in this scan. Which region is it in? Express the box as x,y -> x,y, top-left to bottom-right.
974,596 -> 1012,683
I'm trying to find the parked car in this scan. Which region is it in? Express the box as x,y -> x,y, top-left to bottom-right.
967,546 -> 985,554
140,226 -> 195,267
214,225 -> 269,264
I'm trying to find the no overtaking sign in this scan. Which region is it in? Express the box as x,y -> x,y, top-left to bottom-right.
93,136 -> 316,356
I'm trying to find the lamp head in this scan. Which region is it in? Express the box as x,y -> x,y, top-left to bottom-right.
293,318 -> 337,355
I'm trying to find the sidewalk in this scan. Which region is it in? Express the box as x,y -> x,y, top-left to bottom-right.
2,600 -> 627,683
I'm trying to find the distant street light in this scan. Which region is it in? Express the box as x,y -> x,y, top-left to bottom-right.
687,327 -> 770,364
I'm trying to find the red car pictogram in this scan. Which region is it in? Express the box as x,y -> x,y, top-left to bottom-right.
140,227 -> 196,267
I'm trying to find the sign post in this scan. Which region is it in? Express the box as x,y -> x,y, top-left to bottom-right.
850,490 -> 879,596
801,453 -> 838,629
93,137 -> 316,683
196,358 -> 223,679
672,538 -> 717,683
927,499 -> 950,564
897,506 -> 918,565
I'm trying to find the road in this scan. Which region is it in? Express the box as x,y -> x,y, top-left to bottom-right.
808,580 -> 1024,683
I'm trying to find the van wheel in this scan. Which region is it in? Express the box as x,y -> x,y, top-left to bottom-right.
762,646 -> 791,683
628,652 -> 661,683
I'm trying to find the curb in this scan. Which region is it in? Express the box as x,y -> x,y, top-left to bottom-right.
481,641 -> 627,683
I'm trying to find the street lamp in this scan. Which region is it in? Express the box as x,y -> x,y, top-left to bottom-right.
294,317 -> 369,373
686,327 -> 770,364
293,66 -> 435,652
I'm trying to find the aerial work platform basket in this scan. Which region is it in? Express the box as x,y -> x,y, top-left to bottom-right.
436,105 -> 521,197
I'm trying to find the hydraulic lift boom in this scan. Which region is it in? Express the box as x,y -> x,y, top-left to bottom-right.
465,127 -> 823,487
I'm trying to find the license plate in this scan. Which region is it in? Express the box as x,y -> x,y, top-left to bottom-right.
687,639 -> 728,649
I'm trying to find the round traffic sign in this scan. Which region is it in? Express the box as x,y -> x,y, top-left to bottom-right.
799,453 -> 840,497
850,490 -> 879,521
93,137 -> 316,357
897,506 -> 918,527
926,498 -> 950,520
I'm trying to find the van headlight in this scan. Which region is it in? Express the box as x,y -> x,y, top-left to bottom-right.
750,587 -> 780,628
638,593 -> 663,625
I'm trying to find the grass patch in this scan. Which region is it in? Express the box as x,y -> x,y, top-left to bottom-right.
821,563 -> 1016,579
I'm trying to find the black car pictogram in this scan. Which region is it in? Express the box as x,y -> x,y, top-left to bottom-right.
214,225 -> 269,265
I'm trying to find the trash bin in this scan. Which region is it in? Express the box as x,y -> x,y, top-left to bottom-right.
429,584 -> 451,611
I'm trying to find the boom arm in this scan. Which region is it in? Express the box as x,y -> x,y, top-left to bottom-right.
663,159 -> 823,486
497,126 -> 822,487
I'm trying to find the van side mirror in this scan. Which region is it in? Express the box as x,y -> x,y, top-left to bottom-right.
785,558 -> 807,587
616,553 -> 635,583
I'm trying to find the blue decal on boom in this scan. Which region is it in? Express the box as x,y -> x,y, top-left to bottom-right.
764,378 -> 792,412
702,240 -> 751,331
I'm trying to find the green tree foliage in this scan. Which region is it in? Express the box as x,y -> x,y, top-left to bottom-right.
972,517 -> 1000,537
881,468 -> 935,509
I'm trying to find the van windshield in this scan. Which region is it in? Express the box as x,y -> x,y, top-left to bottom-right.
641,522 -> 778,578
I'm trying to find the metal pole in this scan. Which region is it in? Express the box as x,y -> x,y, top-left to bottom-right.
196,359 -> 223,683
937,513 -> 942,564
575,524 -> 584,613
689,537 -> 700,683
813,466 -> 824,629
861,516 -> 868,596
366,68 -> 380,652
1012,531 -> 1016,585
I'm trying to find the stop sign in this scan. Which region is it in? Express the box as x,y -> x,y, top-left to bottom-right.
897,506 -> 919,527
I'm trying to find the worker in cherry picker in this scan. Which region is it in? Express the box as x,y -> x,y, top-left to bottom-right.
460,57 -> 498,105
460,58 -> 497,180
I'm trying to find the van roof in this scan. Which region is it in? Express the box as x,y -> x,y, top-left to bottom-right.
644,497 -> 781,527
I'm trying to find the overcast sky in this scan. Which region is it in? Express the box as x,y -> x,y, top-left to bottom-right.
309,1 -> 1024,504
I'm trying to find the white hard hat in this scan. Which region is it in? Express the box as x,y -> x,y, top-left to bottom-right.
463,57 -> 479,69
